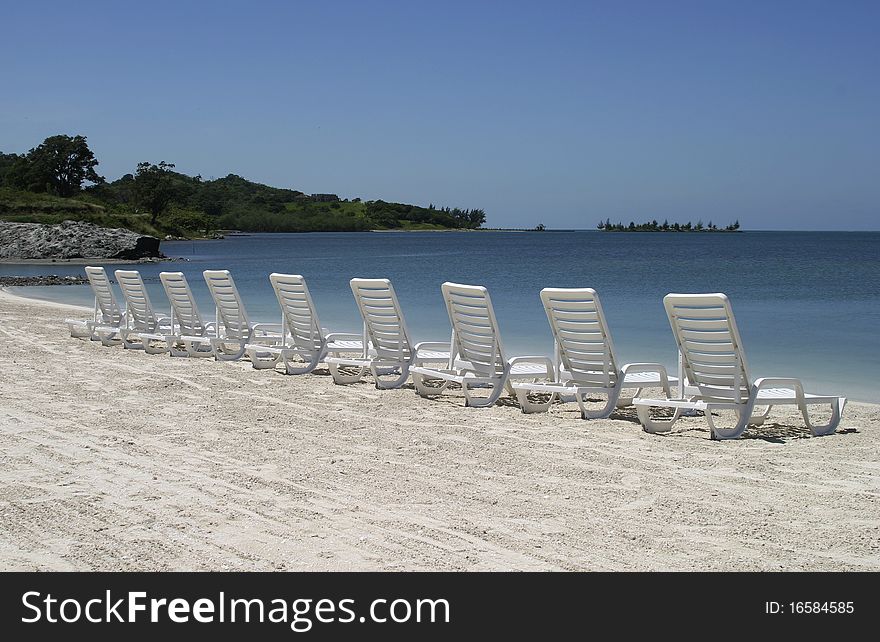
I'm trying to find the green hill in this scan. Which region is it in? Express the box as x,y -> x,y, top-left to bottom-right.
0,187 -> 164,236
0,141 -> 486,238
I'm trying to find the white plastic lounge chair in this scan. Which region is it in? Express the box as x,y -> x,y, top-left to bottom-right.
245,273 -> 364,374
410,282 -> 554,407
324,278 -> 450,388
633,293 -> 845,439
158,272 -> 217,357
510,288 -> 675,418
64,266 -> 124,346
113,270 -> 173,354
203,270 -> 281,361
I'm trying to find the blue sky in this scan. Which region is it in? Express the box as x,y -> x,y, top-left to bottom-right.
1,0 -> 877,229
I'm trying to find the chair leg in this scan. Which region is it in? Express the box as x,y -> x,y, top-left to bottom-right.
282,351 -> 321,375
96,331 -> 122,347
329,362 -> 367,384
247,346 -> 282,370
800,399 -> 843,437
749,405 -> 773,426
212,338 -> 247,361
463,379 -> 506,408
144,339 -> 169,355
122,335 -> 145,350
169,339 -> 188,357
514,388 -> 555,414
372,363 -> 410,389
636,404 -> 683,433
412,372 -> 448,397
68,322 -> 91,338
183,339 -> 214,358
705,405 -> 752,440
576,387 -> 622,420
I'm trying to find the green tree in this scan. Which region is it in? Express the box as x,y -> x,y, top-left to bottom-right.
15,134 -> 104,196
467,208 -> 486,228
0,152 -> 22,187
164,207 -> 213,236
133,161 -> 179,225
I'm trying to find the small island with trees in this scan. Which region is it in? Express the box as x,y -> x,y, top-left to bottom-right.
0,134 -> 486,238
597,218 -> 741,232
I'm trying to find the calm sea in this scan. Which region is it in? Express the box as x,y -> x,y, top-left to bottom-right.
3,230 -> 878,402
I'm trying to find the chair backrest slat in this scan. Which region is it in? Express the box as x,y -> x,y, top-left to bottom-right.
540,288 -> 617,387
203,270 -> 250,339
84,266 -> 123,325
441,282 -> 505,376
350,278 -> 411,360
159,272 -> 207,336
664,293 -> 750,402
115,269 -> 159,332
269,273 -> 323,352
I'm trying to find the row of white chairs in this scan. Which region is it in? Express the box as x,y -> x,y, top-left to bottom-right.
65,266 -> 844,440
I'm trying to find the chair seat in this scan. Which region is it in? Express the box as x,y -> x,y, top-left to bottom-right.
137,332 -> 168,341
415,350 -> 450,361
326,339 -> 363,351
623,371 -> 678,386
510,362 -> 550,376
755,388 -> 840,404
178,334 -> 212,342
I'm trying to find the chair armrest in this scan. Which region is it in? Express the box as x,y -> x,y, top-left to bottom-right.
508,355 -> 555,376
621,362 -> 674,398
621,362 -> 670,376
251,322 -> 282,335
753,377 -> 805,396
413,341 -> 451,354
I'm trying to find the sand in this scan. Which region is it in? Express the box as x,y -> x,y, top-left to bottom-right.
0,289 -> 877,571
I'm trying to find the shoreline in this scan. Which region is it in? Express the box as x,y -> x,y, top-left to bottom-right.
0,257 -> 169,265
0,289 -> 878,571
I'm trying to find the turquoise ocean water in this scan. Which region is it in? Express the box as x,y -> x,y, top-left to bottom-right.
3,230 -> 878,402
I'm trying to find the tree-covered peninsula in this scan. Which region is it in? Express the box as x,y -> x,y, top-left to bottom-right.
0,134 -> 486,238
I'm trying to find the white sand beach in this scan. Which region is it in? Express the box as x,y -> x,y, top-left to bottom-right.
0,289 -> 877,571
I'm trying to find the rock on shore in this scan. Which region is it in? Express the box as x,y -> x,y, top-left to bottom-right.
0,275 -> 89,286
0,220 -> 163,260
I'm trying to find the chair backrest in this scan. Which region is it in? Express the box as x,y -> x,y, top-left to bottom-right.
115,269 -> 160,332
269,273 -> 324,352
540,288 -> 619,388
203,270 -> 251,339
84,266 -> 123,325
350,278 -> 412,361
159,272 -> 208,337
441,282 -> 506,376
664,293 -> 751,402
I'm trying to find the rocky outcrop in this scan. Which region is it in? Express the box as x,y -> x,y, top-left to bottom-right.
0,275 -> 88,286
0,220 -> 163,260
